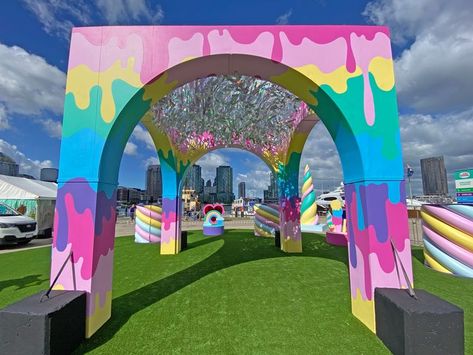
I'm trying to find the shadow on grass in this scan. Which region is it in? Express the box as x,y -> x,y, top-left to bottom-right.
411,248 -> 425,265
76,231 -> 350,352
0,274 -> 48,292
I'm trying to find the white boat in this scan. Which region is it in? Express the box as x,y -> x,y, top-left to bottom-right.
406,198 -> 424,210
316,183 -> 345,210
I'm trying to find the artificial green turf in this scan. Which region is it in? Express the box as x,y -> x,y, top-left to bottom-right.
0,231 -> 472,354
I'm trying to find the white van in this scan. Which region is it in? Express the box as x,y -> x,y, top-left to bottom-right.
0,202 -> 38,245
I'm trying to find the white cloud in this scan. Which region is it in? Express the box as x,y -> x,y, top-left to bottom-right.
0,104 -> 8,130
35,118 -> 62,138
124,142 -> 138,156
131,124 -> 155,151
143,156 -> 159,167
400,109 -> 473,195
96,0 -> 164,24
22,0 -> 92,40
300,112 -> 473,196
23,0 -> 164,40
364,0 -> 473,113
235,162 -> 271,198
300,123 -> 343,194
276,9 -> 292,25
0,43 -> 66,119
0,139 -> 54,178
196,151 -> 229,181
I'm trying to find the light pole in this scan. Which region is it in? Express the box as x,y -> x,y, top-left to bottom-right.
406,164 -> 419,243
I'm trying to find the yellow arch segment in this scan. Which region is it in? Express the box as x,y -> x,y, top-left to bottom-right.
351,289 -> 375,333
136,209 -> 162,228
86,291 -> 112,338
421,211 -> 473,252
424,251 -> 452,274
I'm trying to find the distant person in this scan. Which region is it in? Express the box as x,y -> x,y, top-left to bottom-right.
129,204 -> 136,223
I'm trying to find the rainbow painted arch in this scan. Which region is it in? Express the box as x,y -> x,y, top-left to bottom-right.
52,25 -> 412,337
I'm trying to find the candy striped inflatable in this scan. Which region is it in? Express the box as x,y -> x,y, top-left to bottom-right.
254,203 -> 279,238
421,204 -> 473,278
134,205 -> 162,243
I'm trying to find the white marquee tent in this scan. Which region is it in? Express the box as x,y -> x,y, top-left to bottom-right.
0,174 -> 57,235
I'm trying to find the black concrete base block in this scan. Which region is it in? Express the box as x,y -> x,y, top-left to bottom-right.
181,230 -> 188,250
375,288 -> 464,355
274,231 -> 281,248
0,290 -> 86,355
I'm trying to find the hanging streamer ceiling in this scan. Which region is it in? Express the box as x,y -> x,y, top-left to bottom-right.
152,75 -> 311,154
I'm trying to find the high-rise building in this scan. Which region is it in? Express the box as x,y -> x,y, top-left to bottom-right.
117,186 -> 129,203
420,156 -> 448,195
203,184 -> 217,203
117,186 -> 143,204
238,182 -> 246,198
128,188 -> 142,204
263,172 -> 278,203
40,168 -> 58,182
146,164 -> 162,202
183,164 -> 202,192
216,165 -> 234,204
0,152 -> 19,176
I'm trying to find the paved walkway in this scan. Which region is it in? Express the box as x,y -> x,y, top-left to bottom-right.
0,217 -> 424,254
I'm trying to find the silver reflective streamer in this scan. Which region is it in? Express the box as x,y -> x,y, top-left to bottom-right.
151,75 -> 305,154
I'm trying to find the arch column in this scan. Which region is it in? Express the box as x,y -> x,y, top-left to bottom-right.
142,117 -> 185,255
277,153 -> 303,253
159,152 -> 183,255
277,116 -> 318,253
51,180 -> 117,337
345,179 -> 412,332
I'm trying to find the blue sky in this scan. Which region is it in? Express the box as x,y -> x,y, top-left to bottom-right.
0,0 -> 472,197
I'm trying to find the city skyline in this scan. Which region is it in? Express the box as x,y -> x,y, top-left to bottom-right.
1,145 -> 467,200
0,1 -> 472,199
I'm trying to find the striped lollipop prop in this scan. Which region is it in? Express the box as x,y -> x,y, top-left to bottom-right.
300,164 -> 318,225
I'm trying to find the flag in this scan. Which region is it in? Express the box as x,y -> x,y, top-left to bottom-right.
406,164 -> 414,177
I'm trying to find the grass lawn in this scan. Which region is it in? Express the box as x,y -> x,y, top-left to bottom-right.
1,230 -> 472,354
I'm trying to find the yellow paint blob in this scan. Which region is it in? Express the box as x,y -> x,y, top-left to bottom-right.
368,57 -> 395,91
295,64 -> 362,94
142,72 -> 178,106
86,291 -> 112,338
271,70 -> 319,106
160,236 -> 180,255
351,289 -> 376,333
67,58 -> 143,122
281,236 -> 303,253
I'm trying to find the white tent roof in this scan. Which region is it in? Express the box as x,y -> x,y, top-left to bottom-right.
0,174 -> 57,200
